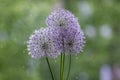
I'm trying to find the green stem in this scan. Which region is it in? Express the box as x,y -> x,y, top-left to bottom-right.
66,54 -> 71,80
60,53 -> 63,80
46,57 -> 55,80
61,53 -> 65,80
60,35 -> 65,80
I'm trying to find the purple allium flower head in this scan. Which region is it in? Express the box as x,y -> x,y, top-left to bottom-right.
63,27 -> 85,54
46,8 -> 80,30
27,28 -> 61,59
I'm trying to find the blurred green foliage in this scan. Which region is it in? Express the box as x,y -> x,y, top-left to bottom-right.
0,0 -> 120,80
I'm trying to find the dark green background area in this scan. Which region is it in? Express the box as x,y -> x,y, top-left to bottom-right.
0,0 -> 120,80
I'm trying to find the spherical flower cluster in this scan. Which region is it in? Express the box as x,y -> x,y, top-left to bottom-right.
46,8 -> 80,31
63,27 -> 85,55
27,8 -> 85,59
27,28 -> 61,59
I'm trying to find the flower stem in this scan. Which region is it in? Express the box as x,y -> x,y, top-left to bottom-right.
61,53 -> 65,80
60,53 -> 63,80
66,54 -> 71,80
60,52 -> 65,80
46,57 -> 55,80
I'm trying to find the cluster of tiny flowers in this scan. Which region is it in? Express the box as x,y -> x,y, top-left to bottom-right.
46,8 -> 80,31
63,28 -> 85,54
27,8 -> 85,59
27,28 -> 61,59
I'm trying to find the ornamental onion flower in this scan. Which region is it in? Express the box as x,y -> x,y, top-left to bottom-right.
46,8 -> 80,31
27,28 -> 61,59
64,27 -> 85,54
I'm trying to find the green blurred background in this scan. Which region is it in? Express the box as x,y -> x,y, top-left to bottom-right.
0,0 -> 120,80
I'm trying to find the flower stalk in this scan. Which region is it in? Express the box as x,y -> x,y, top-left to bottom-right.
66,54 -> 71,80
61,53 -> 65,80
46,57 -> 55,80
